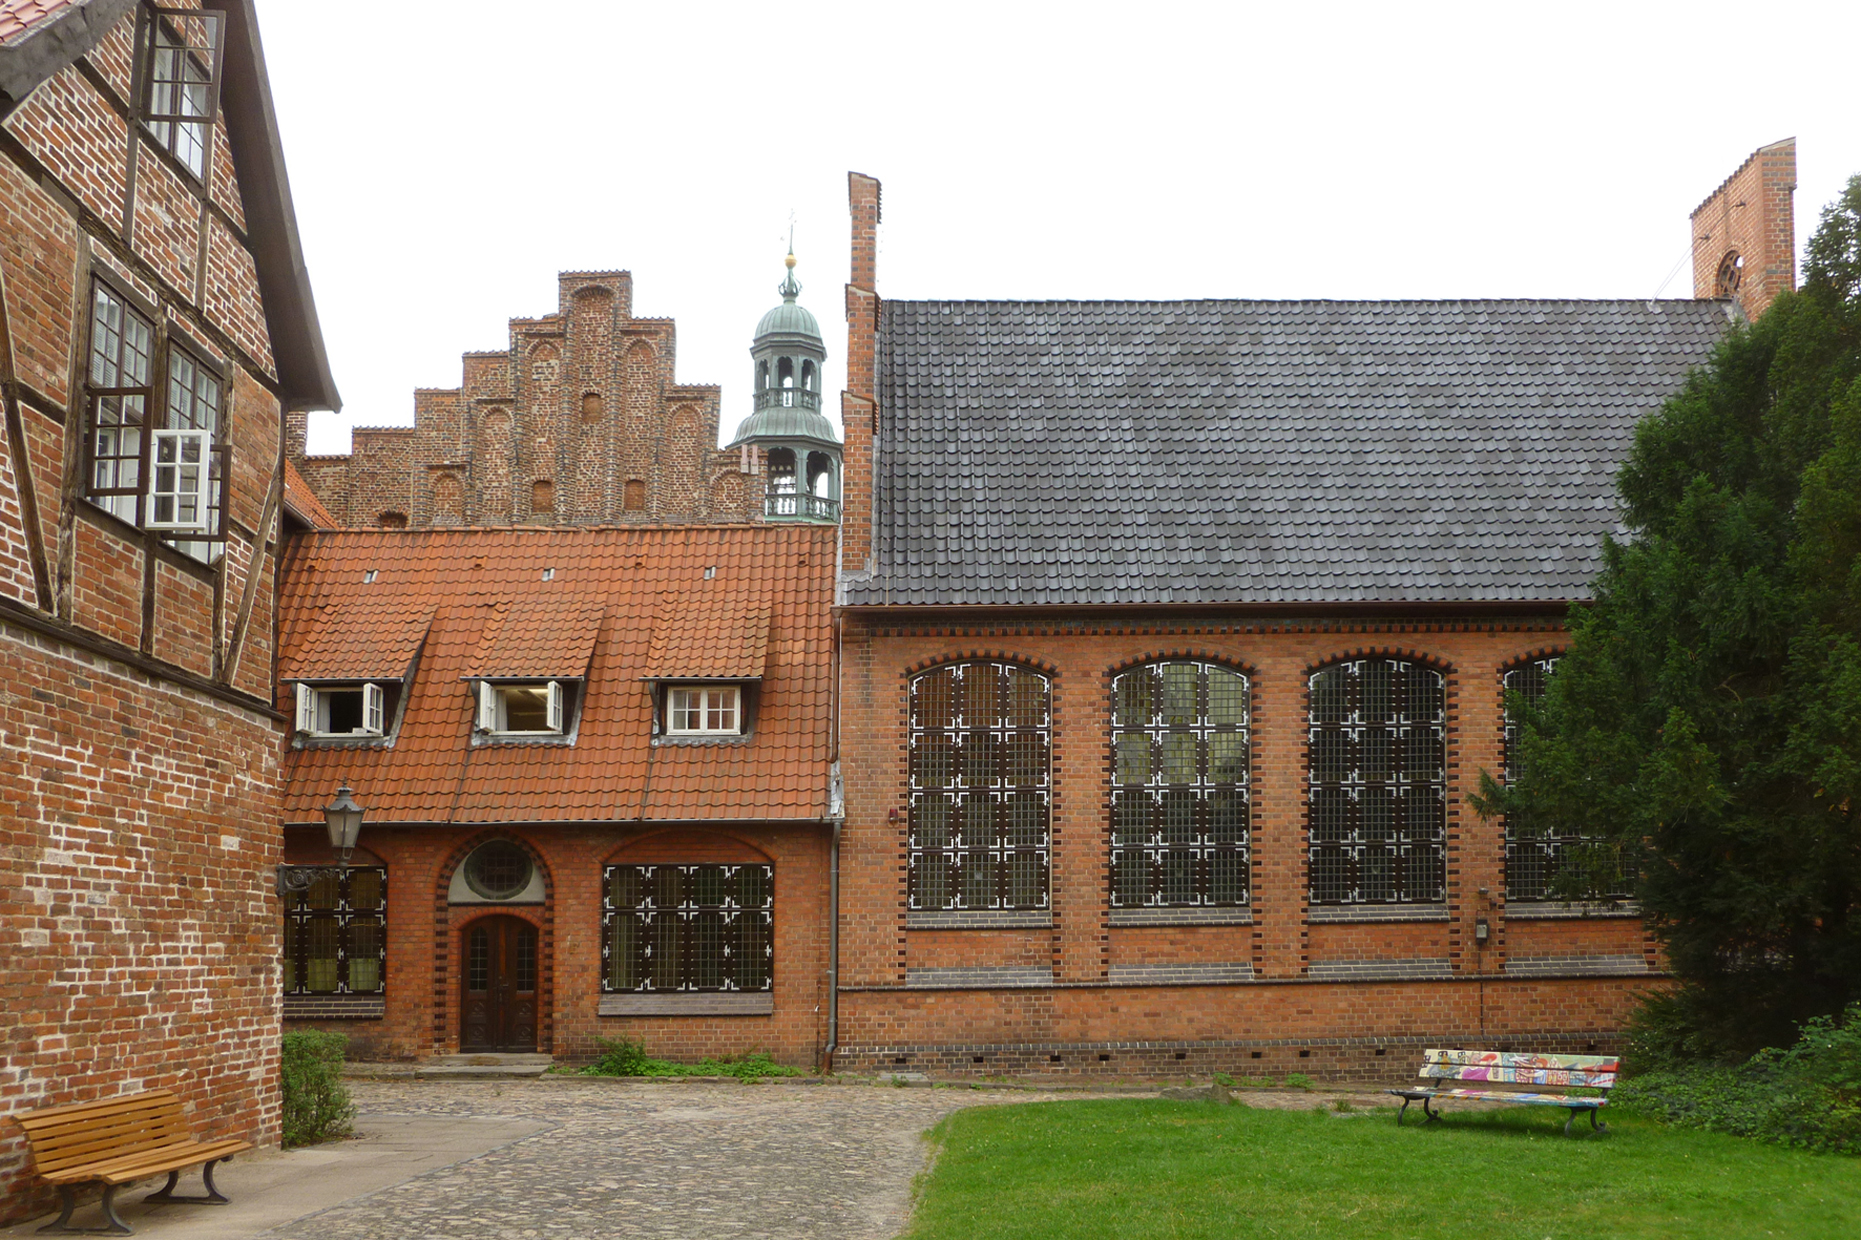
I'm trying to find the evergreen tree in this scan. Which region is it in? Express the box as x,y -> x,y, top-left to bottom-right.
1477,176 -> 1861,1057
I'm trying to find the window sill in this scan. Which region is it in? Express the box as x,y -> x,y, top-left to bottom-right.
907,910 -> 1051,930
906,966 -> 1052,989
471,732 -> 573,747
294,734 -> 393,749
653,734 -> 751,747
284,994 -> 385,1019
599,992 -> 773,1017
1505,900 -> 1641,920
1109,907 -> 1252,927
1307,905 -> 1450,923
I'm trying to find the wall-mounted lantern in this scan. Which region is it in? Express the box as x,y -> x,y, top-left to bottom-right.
276,782 -> 366,896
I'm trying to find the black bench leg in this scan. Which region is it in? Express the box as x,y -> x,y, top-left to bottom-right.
1591,1109 -> 1607,1134
1396,1097 -> 1410,1125
36,1183 -> 132,1234
142,1159 -> 232,1206
1421,1096 -> 1439,1124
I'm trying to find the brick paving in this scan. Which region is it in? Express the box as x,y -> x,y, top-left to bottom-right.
266,1077 -> 1105,1240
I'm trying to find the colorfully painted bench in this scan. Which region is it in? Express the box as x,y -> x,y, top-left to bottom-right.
9,1088 -> 251,1234
1387,1049 -> 1618,1135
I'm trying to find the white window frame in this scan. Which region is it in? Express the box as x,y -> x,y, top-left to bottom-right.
476,680 -> 566,736
294,682 -> 388,739
667,685 -> 742,736
144,427 -> 212,530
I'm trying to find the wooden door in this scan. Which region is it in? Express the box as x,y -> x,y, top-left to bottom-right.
461,916 -> 538,1052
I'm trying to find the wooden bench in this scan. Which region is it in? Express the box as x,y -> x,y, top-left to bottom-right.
1388,1049 -> 1618,1135
9,1089 -> 252,1234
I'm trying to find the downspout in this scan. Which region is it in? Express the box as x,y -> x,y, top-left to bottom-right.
825,608 -> 844,1071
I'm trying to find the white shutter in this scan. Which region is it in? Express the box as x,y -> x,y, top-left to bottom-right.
144,428 -> 212,530
546,680 -> 563,732
476,681 -> 496,732
362,682 -> 385,735
294,683 -> 315,733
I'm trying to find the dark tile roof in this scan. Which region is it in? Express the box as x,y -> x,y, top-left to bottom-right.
848,299 -> 1733,608
278,525 -> 836,825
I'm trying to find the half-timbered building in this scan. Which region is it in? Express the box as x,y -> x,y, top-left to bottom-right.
0,0 -> 338,1216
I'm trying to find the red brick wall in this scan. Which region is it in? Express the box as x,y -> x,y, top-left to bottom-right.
0,4 -> 299,1221
832,614 -> 1656,1077
1692,138 -> 1797,318
282,822 -> 832,1068
0,623 -> 282,1217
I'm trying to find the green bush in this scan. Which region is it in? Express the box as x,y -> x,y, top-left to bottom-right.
1616,1002 -> 1861,1153
579,1036 -> 803,1081
280,1030 -> 355,1148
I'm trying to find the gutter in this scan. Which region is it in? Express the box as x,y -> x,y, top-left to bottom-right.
835,597 -> 1583,622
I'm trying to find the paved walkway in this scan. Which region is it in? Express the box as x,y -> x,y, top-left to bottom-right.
5,1078 -> 1387,1239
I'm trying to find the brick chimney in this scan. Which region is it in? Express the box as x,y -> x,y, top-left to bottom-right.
839,172 -> 881,579
1691,138 -> 1796,319
284,408 -> 308,464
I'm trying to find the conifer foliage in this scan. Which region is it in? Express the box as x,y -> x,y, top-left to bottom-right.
1477,176 -> 1861,1056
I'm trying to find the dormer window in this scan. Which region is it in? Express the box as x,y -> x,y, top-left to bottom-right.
667,685 -> 740,736
294,683 -> 388,739
475,680 -> 571,737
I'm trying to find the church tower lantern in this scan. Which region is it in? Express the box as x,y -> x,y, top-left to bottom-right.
727,248 -> 841,522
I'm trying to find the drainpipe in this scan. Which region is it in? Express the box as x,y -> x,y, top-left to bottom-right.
824,609 -> 844,1072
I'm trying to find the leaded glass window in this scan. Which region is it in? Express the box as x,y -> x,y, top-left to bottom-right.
284,867 -> 386,995
1502,657 -> 1629,901
1308,659 -> 1446,906
601,864 -> 772,992
908,662 -> 1051,911
1109,661 -> 1250,908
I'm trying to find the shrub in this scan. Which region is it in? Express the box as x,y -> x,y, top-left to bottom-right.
1617,1002 -> 1861,1153
579,1036 -> 803,1081
280,1030 -> 355,1148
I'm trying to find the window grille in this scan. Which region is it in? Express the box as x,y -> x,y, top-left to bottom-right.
284,867 -> 386,995
1307,658 -> 1447,906
601,865 -> 772,992
1109,661 -> 1250,908
1502,657 -> 1630,901
908,662 -> 1051,911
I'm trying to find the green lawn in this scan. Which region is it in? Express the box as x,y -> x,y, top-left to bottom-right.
900,1098 -> 1861,1239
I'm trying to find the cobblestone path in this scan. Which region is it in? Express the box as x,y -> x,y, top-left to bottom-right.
266,1078 -> 1092,1240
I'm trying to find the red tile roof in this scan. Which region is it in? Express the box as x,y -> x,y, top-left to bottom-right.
0,0 -> 78,44
281,459 -> 336,529
277,525 -> 836,825
644,598 -> 770,681
280,600 -> 432,683
465,596 -> 605,681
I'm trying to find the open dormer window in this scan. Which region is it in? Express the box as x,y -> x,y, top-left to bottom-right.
667,685 -> 740,736
476,680 -> 570,736
294,683 -> 388,739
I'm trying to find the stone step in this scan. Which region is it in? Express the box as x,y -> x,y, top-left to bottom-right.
343,1054 -> 555,1080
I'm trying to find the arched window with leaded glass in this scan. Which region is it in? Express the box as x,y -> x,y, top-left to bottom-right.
1109,661 -> 1250,910
1308,658 -> 1446,907
1501,656 -> 1629,903
908,662 -> 1051,912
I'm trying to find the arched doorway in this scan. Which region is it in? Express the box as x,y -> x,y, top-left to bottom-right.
460,915 -> 538,1052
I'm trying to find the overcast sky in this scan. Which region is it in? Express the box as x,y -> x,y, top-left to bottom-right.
254,0 -> 1861,455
